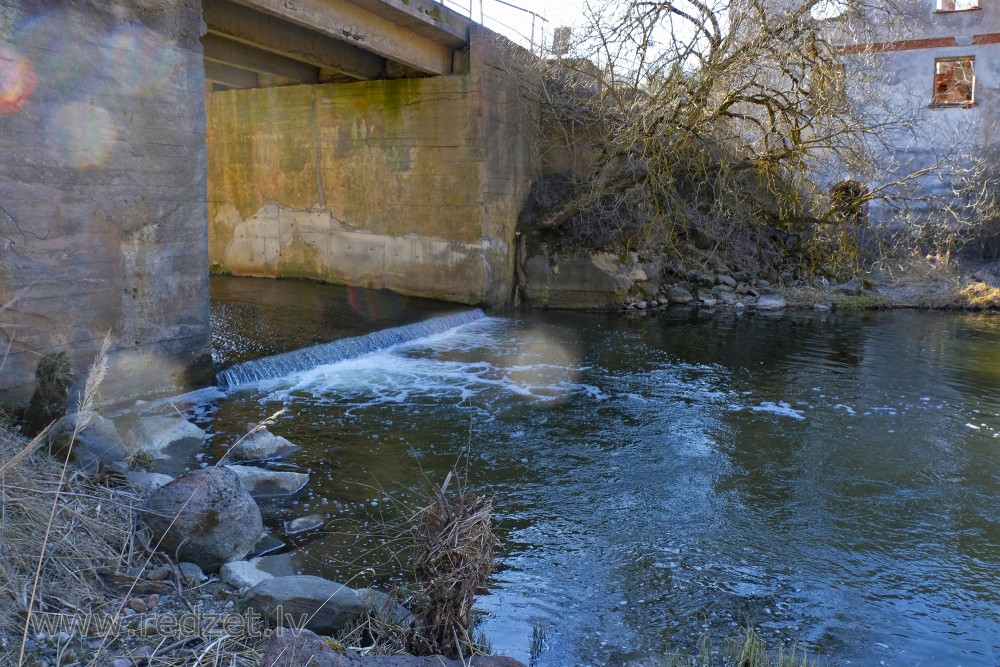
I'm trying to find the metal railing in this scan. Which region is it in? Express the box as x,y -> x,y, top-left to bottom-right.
437,0 -> 553,55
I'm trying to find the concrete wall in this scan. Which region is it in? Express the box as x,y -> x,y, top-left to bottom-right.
0,1 -> 211,401
206,27 -> 534,306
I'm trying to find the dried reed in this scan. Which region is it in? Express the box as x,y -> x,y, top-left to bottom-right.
406,469 -> 497,659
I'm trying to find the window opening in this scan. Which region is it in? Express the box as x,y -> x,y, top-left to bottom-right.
933,57 -> 974,106
937,0 -> 978,11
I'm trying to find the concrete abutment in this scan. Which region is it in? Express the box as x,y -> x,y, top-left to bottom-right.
0,1 -> 535,401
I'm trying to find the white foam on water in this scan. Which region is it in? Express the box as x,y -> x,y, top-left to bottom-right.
745,401 -> 807,420
256,317 -> 598,407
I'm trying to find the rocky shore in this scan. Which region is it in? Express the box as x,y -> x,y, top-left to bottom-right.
0,406 -> 521,667
521,245 -> 1000,314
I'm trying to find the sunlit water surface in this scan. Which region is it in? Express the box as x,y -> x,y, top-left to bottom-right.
192,277 -> 1000,666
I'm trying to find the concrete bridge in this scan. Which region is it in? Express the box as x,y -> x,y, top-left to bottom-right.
201,0 -> 472,86
0,0 -> 535,400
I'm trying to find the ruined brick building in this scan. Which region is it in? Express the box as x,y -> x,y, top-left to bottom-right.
817,0 -> 999,228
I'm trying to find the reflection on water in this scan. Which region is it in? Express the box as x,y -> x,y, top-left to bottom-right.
200,278 -> 1000,666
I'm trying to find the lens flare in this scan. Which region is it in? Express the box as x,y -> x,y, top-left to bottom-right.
0,45 -> 35,114
347,285 -> 403,321
104,24 -> 180,97
504,329 -> 581,402
47,103 -> 117,168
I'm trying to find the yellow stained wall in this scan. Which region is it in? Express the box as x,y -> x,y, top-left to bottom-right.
207,73 -> 496,304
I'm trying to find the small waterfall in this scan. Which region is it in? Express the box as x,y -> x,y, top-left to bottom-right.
217,309 -> 487,388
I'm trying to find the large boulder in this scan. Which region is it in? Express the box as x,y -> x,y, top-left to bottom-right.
226,465 -> 309,498
756,293 -> 787,311
220,553 -> 296,592
665,286 -> 694,304
126,415 -> 206,459
48,412 -> 129,472
522,251 -> 640,309
833,277 -> 864,296
258,629 -> 527,667
244,576 -> 367,635
259,628 -> 360,667
228,428 -> 299,462
141,467 -> 262,571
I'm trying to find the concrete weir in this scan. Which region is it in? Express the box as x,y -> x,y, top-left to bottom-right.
0,0 -> 535,401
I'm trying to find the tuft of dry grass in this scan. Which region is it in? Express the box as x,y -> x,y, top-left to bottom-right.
406,469 -> 497,660
0,426 -> 139,651
957,282 -> 1000,309
631,627 -> 817,667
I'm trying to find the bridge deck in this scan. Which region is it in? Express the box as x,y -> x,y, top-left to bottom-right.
203,0 -> 474,88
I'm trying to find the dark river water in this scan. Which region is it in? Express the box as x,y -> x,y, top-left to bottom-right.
194,276 -> 1000,666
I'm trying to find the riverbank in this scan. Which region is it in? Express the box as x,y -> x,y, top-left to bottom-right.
0,419 -> 821,667
609,255 -> 1000,316
0,400 -> 511,667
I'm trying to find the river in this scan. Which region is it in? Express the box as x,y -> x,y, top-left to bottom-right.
193,276 -> 1000,666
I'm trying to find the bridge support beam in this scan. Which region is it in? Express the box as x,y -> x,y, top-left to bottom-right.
228,0 -> 458,75
203,0 -> 386,81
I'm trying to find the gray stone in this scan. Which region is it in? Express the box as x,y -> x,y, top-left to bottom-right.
226,465 -> 309,498
220,560 -> 273,592
258,628 -> 359,667
636,300 -> 648,310
756,294 -> 787,310
126,415 -> 205,459
733,271 -> 750,282
665,286 -> 694,304
250,533 -> 285,557
814,302 -> 833,311
718,291 -> 738,305
244,576 -> 366,634
228,429 -> 300,462
711,284 -> 735,295
357,588 -> 413,625
178,562 -> 206,584
522,252 -> 634,309
141,467 -> 262,572
833,278 -> 864,295
756,278 -> 771,288
284,514 -> 325,535
696,272 -> 715,286
125,470 -> 175,492
254,553 -> 297,577
49,412 -> 129,472
697,292 -> 717,307
715,274 -> 737,288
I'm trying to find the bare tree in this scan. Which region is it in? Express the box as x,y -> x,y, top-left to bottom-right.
518,0 -> 999,276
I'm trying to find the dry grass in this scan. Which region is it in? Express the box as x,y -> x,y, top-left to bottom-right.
856,254 -> 1000,310
406,469 -> 497,660
0,339 -> 268,667
0,426 -> 138,656
631,627 -> 817,667
957,282 -> 1000,309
